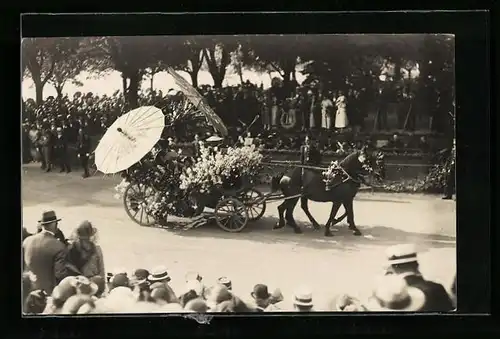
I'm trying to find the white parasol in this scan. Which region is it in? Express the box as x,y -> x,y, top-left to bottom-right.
94,106 -> 165,174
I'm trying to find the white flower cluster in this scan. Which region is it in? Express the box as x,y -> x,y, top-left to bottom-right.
323,160 -> 340,184
113,179 -> 130,200
180,144 -> 263,194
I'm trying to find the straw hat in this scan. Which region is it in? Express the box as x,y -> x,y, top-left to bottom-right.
148,266 -> 171,282
385,244 -> 419,266
293,287 -> 313,307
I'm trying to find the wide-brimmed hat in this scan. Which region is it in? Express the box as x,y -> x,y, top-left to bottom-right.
293,287 -> 313,307
251,284 -> 271,300
38,210 -> 61,225
148,266 -> 171,282
207,285 -> 232,305
365,275 -> 426,312
75,220 -> 97,239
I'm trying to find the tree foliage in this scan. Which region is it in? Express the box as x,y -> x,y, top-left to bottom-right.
80,36 -> 164,108
22,37 -> 82,105
23,34 -> 455,134
157,37 -> 205,88
47,38 -> 86,99
242,35 -> 301,87
200,36 -> 239,88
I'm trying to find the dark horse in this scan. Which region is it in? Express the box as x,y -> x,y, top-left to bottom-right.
270,150 -> 381,237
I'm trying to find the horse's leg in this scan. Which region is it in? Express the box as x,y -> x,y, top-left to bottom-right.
300,196 -> 321,230
274,201 -> 287,230
343,198 -> 362,236
324,202 -> 342,237
285,196 -> 302,234
326,204 -> 348,228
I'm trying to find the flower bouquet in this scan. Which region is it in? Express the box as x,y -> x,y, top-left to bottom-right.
180,144 -> 263,196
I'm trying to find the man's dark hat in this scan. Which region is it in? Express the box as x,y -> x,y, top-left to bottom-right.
251,284 -> 271,300
38,210 -> 61,225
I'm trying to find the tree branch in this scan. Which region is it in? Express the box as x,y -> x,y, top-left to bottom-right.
41,59 -> 56,85
269,62 -> 284,77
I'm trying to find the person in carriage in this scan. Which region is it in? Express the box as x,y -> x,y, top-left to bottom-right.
299,135 -> 322,167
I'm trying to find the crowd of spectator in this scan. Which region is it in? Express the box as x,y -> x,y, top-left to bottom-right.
22,210 -> 456,314
22,81 -> 434,169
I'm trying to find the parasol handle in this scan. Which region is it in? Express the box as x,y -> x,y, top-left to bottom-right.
117,127 -> 136,142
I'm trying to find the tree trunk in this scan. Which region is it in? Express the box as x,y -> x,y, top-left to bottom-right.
150,73 -> 154,93
189,72 -> 198,88
34,80 -> 44,107
55,85 -> 64,100
213,74 -> 224,89
127,70 -> 141,109
122,74 -> 128,96
238,69 -> 244,84
203,48 -> 228,89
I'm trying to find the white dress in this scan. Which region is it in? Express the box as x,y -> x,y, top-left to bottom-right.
335,95 -> 349,128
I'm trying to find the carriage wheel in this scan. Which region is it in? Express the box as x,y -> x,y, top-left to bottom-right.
123,183 -> 157,226
241,188 -> 267,222
214,197 -> 249,233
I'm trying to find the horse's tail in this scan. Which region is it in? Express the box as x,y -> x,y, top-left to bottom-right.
270,173 -> 284,192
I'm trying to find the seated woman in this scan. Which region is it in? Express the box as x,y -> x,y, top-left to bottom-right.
66,221 -> 105,280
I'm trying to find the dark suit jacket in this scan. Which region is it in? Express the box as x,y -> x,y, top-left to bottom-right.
23,231 -> 69,294
55,134 -> 69,152
300,145 -> 322,166
404,274 -> 453,312
77,133 -> 91,155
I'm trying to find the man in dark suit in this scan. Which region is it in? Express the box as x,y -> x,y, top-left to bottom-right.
54,127 -> 71,173
300,135 -> 322,166
39,126 -> 55,172
76,127 -> 91,178
23,211 -> 70,294
384,244 -> 453,312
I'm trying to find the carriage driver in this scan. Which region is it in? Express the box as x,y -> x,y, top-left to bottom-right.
300,135 -> 322,166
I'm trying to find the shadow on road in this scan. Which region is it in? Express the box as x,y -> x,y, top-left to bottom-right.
167,215 -> 456,253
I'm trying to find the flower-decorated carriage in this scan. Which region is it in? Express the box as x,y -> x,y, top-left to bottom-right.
119,143 -> 267,232
95,68 -> 266,233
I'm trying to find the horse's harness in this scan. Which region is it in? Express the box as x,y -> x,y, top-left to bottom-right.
299,161 -> 363,193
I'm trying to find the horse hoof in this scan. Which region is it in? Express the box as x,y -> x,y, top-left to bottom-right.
294,228 -> 303,234
352,229 -> 362,236
273,222 -> 284,230
324,232 -> 334,237
313,224 -> 321,231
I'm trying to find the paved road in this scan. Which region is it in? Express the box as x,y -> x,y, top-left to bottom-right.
22,164 -> 456,310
